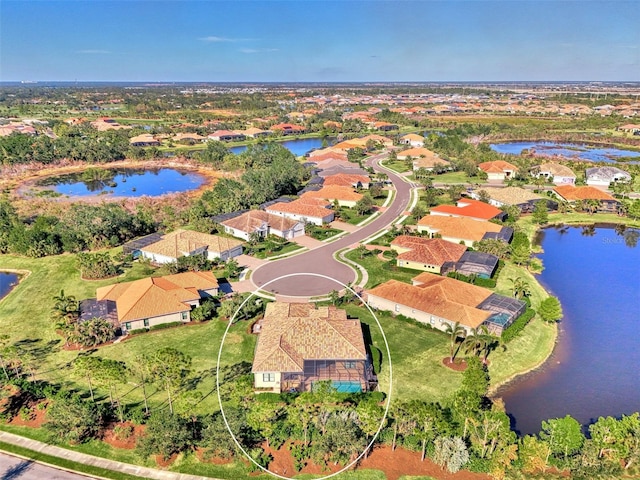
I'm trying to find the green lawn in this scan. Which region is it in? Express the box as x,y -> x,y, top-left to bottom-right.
430,171 -> 472,184
381,160 -> 411,173
251,241 -> 304,259
308,227 -> 343,241
344,250 -> 417,288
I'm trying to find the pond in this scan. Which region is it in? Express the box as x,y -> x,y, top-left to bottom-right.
230,137 -> 330,156
37,168 -> 206,198
499,226 -> 640,435
0,272 -> 19,301
490,141 -> 640,163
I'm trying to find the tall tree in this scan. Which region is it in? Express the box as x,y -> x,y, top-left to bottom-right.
444,321 -> 465,363
538,296 -> 563,323
148,348 -> 192,414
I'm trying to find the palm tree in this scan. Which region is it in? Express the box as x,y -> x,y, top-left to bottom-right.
463,326 -> 490,359
508,276 -> 531,300
444,321 -> 466,364
51,290 -> 80,346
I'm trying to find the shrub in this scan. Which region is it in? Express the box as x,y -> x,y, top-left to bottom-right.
148,321 -> 183,331
501,308 -> 536,343
113,424 -> 134,441
128,328 -> 148,336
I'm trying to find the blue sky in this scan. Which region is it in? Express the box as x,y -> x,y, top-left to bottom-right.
1,0 -> 638,82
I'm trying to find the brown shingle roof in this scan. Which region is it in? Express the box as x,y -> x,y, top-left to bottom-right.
301,185 -> 363,202
479,187 -> 543,205
417,216 -> 503,242
266,198 -> 333,220
478,160 -> 518,173
323,173 -> 370,188
537,163 -> 576,178
366,277 -> 492,329
252,303 -> 367,373
221,210 -> 299,234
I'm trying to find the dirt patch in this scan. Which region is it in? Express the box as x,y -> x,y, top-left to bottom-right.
155,453 -> 178,468
360,444 -> 490,480
195,447 -> 234,465
101,421 -> 145,450
442,357 -> 468,372
8,399 -> 48,428
262,441 -> 343,478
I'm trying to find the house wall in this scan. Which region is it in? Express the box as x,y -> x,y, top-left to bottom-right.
140,251 -> 176,265
122,310 -> 189,333
207,245 -> 243,262
486,172 -> 506,182
553,175 -> 576,185
270,223 -> 305,239
366,294 -> 474,335
396,259 -> 441,273
266,209 -> 334,226
254,371 -> 282,393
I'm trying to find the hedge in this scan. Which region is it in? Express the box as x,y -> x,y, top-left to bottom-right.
501,308 -> 536,343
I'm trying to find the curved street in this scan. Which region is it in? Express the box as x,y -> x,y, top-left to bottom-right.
250,152 -> 414,297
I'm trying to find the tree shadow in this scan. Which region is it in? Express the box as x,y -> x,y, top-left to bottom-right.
1,459 -> 34,480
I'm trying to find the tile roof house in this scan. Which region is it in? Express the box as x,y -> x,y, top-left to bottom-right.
265,197 -> 335,226
471,187 -> 548,213
553,185 -> 621,213
322,173 -> 371,190
416,215 -> 513,247
429,198 -> 505,222
300,185 -> 363,207
306,148 -> 349,162
390,236 -> 467,274
140,229 -> 243,264
94,271 -> 219,334
585,166 -> 632,188
207,130 -> 246,142
478,160 -> 518,182
395,147 -> 450,171
532,163 -> 576,185
241,127 -> 272,138
366,274 -> 525,335
173,132 -> 207,144
252,303 -> 372,393
220,210 -> 304,241
271,123 -> 306,135
129,134 -> 160,147
399,133 -> 425,147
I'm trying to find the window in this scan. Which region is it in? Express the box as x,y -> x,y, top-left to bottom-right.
143,319 -> 149,327
344,361 -> 356,369
262,373 -> 275,383
125,322 -> 131,330
181,312 -> 188,320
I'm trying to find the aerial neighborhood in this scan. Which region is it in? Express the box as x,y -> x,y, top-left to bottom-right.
0,81 -> 639,480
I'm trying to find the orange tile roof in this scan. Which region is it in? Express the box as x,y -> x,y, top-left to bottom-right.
391,237 -> 467,265
554,185 -> 617,201
301,185 -> 363,202
323,173 -> 371,188
366,277 -> 492,329
401,133 -> 425,142
266,199 -> 334,219
430,198 -> 502,221
417,216 -> 502,242
252,303 -> 367,373
96,271 -> 218,323
478,160 -> 518,173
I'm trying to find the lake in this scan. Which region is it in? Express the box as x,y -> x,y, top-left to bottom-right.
499,226 -> 640,435
230,138 -> 328,156
490,141 -> 640,163
0,272 -> 19,301
39,168 -> 206,198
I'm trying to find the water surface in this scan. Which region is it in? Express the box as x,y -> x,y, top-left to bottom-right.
500,226 -> 640,435
490,141 -> 640,163
0,272 -> 19,301
40,168 -> 205,198
230,138 -> 328,156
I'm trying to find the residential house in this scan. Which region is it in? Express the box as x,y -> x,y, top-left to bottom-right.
399,133 -> 425,147
316,162 -> 370,178
252,303 -> 373,393
429,198 -> 505,222
0,122 -> 37,136
271,123 -> 306,135
139,229 -> 243,264
390,236 -> 467,273
93,271 -> 219,334
395,147 -> 448,171
553,185 -> 621,213
220,210 -> 304,241
470,187 -> 549,213
478,160 -> 518,182
416,215 -> 513,247
322,173 -> 371,190
242,127 -> 272,139
618,124 -> 640,134
129,134 -> 160,147
265,197 -> 335,225
300,185 -> 363,208
208,130 -> 246,142
366,274 -> 525,335
585,166 -> 632,188
370,121 -> 398,132
306,148 -> 349,162
173,133 -> 206,144
532,163 -> 576,185
90,118 -> 131,132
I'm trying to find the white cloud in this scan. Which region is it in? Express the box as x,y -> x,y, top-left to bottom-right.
239,48 -> 278,54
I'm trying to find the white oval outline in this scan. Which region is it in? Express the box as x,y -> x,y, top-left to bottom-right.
215,272 -> 393,480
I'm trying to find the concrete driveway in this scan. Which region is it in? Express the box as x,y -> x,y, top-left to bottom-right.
250,152 -> 414,297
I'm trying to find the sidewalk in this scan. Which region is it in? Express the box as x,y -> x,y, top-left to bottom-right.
0,430 -> 219,480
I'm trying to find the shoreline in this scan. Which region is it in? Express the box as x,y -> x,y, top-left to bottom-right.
0,269 -> 31,303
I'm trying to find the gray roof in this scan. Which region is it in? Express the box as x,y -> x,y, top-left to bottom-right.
478,294 -> 526,328
454,251 -> 499,277
585,166 -> 631,182
80,299 -> 119,327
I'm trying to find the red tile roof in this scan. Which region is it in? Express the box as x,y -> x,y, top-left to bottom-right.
429,198 -> 502,221
554,185 -> 617,201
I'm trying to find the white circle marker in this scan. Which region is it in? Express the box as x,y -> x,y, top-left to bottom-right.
216,272 -> 393,480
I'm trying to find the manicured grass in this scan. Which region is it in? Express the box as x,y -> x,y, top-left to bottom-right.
308,227 -> 343,241
430,171 -> 472,184
344,251 -> 417,288
516,212 -> 640,241
381,160 -> 410,173
251,241 -> 304,259
337,208 -> 370,225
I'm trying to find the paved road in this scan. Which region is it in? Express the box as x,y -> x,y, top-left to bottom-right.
251,152 -> 414,297
0,452 -> 91,480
